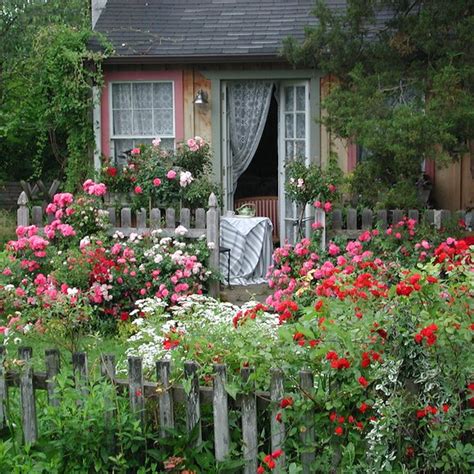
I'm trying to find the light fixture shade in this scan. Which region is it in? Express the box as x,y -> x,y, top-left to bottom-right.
194,89 -> 208,105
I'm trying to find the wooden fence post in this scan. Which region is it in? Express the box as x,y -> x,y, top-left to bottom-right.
270,369 -> 286,472
299,370 -> 315,473
213,364 -> 230,461
241,367 -> 258,474
72,352 -> 88,398
128,356 -> 144,426
314,209 -> 326,251
184,361 -> 202,446
45,349 -> 60,407
17,191 -> 29,227
206,193 -> 220,298
157,359 -> 174,437
19,347 -> 37,444
0,346 -> 6,429
100,354 -> 116,452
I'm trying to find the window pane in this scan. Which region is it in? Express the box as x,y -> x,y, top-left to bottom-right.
154,109 -> 173,135
112,83 -> 131,110
294,140 -> 306,158
285,114 -> 294,139
296,86 -> 305,111
153,83 -> 173,109
284,87 -> 294,111
296,113 -> 305,139
285,140 -> 294,160
113,139 -> 134,164
160,138 -> 175,150
132,83 -> 153,109
133,110 -> 153,135
113,110 -> 132,135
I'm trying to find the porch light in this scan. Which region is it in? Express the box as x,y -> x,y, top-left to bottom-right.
193,89 -> 208,105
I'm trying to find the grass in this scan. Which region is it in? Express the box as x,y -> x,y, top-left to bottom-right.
0,209 -> 16,250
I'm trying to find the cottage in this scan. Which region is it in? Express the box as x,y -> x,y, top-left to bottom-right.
91,0 -> 473,244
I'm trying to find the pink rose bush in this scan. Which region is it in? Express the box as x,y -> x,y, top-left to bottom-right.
99,136 -> 219,210
0,180 -> 212,337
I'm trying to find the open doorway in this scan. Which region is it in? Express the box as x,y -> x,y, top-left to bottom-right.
234,90 -> 278,200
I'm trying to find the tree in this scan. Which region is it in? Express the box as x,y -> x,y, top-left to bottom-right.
283,0 -> 474,208
0,0 -> 109,189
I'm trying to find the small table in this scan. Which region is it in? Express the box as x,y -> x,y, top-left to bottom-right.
220,216 -> 273,286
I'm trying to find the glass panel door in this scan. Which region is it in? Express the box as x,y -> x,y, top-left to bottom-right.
279,82 -> 310,244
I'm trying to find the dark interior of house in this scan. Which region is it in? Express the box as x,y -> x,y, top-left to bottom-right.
234,91 -> 278,200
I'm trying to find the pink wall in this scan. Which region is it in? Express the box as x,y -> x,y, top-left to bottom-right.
100,70 -> 184,158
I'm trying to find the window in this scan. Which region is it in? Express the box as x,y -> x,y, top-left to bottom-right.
110,81 -> 175,163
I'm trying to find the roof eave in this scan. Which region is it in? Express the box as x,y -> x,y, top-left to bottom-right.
102,53 -> 289,65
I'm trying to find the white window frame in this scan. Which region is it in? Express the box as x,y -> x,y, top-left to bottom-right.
109,80 -> 176,158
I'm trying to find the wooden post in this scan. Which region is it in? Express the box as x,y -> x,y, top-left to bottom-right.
206,193 -> 220,298
347,208 -> 357,231
392,209 -> 404,225
136,208 -> 147,230
32,206 -> 43,227
408,209 -> 419,223
331,210 -> 343,231
121,208 -> 132,231
101,354 -> 116,452
72,352 -> 88,397
299,371 -> 315,473
184,361 -> 202,446
376,210 -> 388,230
157,359 -> 174,437
19,347 -> 37,444
45,349 -> 60,407
128,357 -> 144,426
213,364 -> 230,461
17,191 -> 29,227
361,209 -> 373,230
0,346 -> 7,429
270,369 -> 286,471
241,367 -> 258,474
150,208 -> 161,229
166,208 -> 176,229
195,208 -> 206,229
180,208 -> 191,229
314,209 -> 326,251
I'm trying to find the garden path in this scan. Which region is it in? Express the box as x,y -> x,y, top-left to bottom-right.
219,283 -> 272,305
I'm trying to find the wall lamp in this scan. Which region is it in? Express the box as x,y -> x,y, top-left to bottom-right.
193,89 -> 209,105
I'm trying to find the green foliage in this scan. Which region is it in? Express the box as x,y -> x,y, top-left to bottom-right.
0,0 -> 110,188
283,0 -> 474,208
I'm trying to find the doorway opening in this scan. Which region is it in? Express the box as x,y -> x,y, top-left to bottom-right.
234,89 -> 278,201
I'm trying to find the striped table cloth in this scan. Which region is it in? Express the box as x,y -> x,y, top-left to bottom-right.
220,216 -> 273,285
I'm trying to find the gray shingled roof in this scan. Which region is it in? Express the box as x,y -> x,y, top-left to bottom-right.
92,0 -> 327,60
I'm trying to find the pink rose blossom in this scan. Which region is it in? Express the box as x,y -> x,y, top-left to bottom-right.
187,138 -> 199,152
323,201 -> 332,212
134,186 -> 143,194
152,137 -> 161,147
314,200 -> 322,208
131,148 -> 140,155
153,177 -> 161,186
166,170 -> 177,179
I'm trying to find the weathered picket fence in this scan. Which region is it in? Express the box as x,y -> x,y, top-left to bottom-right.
312,207 -> 469,249
0,346 -> 315,473
16,192 -> 220,297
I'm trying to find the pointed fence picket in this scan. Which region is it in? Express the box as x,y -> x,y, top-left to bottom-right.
16,192 -> 220,297
0,345 -> 324,470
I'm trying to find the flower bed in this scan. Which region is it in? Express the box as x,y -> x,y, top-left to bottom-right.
0,179 -> 212,341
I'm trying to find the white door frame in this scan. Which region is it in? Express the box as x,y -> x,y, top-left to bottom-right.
278,81 -> 311,244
